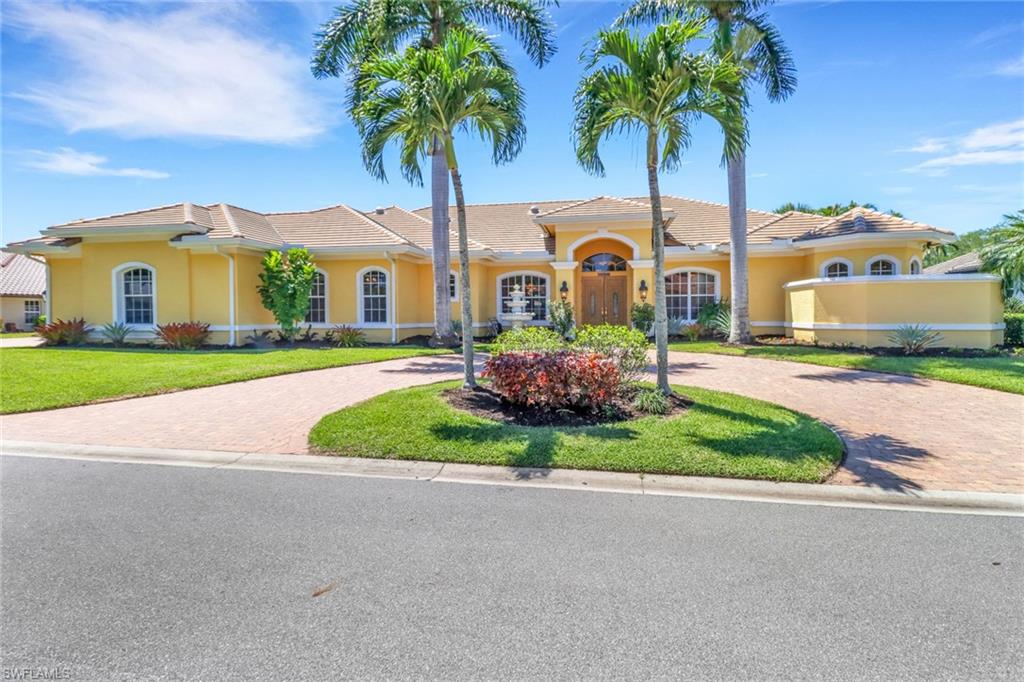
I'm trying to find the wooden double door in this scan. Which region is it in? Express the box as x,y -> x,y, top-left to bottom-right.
580,273 -> 628,326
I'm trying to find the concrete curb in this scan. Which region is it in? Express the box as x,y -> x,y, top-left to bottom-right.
3,440 -> 1022,516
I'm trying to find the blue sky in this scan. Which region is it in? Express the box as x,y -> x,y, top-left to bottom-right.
2,0 -> 1023,244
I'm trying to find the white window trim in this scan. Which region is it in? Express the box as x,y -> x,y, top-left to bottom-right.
496,270 -> 551,324
111,261 -> 157,329
820,257 -> 853,278
565,231 -> 641,261
449,271 -> 459,302
24,299 -> 41,325
664,266 -> 721,322
355,266 -> 390,328
866,255 -> 901,276
909,256 -> 923,275
306,268 -> 329,325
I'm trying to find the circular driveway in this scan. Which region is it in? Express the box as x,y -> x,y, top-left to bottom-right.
2,352 -> 1021,493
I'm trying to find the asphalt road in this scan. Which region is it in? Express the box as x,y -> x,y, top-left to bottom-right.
2,456 -> 1022,681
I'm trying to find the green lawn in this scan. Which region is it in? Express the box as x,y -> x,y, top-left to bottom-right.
0,345 -> 448,414
309,381 -> 843,483
669,341 -> 1024,395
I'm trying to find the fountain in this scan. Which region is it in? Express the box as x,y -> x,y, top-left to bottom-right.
500,284 -> 534,328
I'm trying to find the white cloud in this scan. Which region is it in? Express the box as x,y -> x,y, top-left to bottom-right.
961,119 -> 1024,150
904,118 -> 1024,174
22,148 -> 169,179
896,138 -> 948,154
994,56 -> 1024,77
6,1 -> 329,143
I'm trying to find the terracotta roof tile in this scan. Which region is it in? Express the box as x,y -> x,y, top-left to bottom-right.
413,200 -> 567,253
266,204 -> 413,248
365,206 -> 489,251
537,195 -> 654,219
0,253 -> 46,297
47,203 -> 211,231
797,207 -> 955,241
923,251 -> 982,275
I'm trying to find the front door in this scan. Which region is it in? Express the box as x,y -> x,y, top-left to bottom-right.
580,274 -> 628,326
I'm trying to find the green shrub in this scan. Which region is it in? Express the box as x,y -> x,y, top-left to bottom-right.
492,326 -> 565,354
572,324 -> 649,384
632,387 -> 669,415
1004,312 -> 1024,346
667,317 -> 688,337
887,324 -> 943,355
630,302 -> 655,335
100,322 -> 132,347
548,299 -> 575,339
257,247 -> 317,342
332,325 -> 366,348
451,319 -> 463,339
697,300 -> 731,337
684,323 -> 703,342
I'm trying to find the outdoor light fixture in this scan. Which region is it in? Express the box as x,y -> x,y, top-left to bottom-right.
559,280 -> 569,301
639,279 -> 648,302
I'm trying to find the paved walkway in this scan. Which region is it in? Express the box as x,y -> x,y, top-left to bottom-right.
0,336 -> 42,348
3,353 -> 1021,493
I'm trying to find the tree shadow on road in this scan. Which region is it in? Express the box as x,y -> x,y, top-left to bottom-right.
792,369 -> 926,387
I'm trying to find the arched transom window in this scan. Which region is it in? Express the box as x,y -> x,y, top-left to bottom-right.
305,271 -> 327,323
117,265 -> 155,325
665,270 -> 718,321
867,257 -> 899,276
581,253 -> 627,272
360,269 -> 388,324
499,273 -> 548,320
909,258 -> 922,275
821,259 -> 851,278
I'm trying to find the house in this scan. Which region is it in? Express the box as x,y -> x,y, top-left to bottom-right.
925,250 -> 1022,303
0,253 -> 46,331
3,195 -> 1005,347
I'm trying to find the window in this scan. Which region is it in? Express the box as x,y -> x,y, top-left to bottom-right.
822,259 -> 851,278
360,269 -> 388,324
665,270 -> 718,321
24,300 -> 41,326
450,272 -> 458,301
909,258 -> 921,275
867,257 -> 898,276
581,253 -> 627,272
499,273 -> 548,321
305,271 -> 326,323
118,266 -> 154,325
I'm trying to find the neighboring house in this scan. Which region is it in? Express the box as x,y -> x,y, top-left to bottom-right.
0,253 -> 45,331
3,196 -> 1005,347
925,250 -> 1022,302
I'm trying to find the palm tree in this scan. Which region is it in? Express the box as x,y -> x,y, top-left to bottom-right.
981,210 -> 1024,301
354,30 -> 526,387
573,20 -> 746,394
312,0 -> 557,348
618,1 -> 796,344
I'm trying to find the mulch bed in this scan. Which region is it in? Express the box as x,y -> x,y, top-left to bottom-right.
443,386 -> 690,428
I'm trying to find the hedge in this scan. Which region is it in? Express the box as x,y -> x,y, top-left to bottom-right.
1004,313 -> 1023,347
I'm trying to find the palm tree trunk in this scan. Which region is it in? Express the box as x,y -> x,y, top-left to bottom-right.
448,158 -> 476,388
647,134 -> 670,395
727,151 -> 752,344
429,140 -> 456,347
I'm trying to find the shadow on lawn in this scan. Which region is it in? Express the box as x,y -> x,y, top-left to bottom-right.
430,422 -> 637,477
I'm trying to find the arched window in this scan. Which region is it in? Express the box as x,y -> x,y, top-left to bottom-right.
498,272 -> 548,321
821,258 -> 852,278
665,269 -> 719,321
581,253 -> 627,272
305,270 -> 327,323
114,264 -> 155,325
909,257 -> 922,275
358,269 -> 388,324
867,256 -> 899,276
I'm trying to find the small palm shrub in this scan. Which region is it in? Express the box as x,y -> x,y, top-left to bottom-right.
100,321 -> 132,347
683,323 -> 703,342
157,322 -> 211,350
888,324 -> 943,355
697,300 -> 731,338
492,326 -> 565,353
1003,313 -> 1023,346
245,330 -> 275,348
572,324 -> 649,384
37,318 -> 91,346
667,317 -> 688,337
332,325 -> 366,348
630,302 -> 655,335
451,319 -> 463,339
632,387 -> 669,415
298,325 -> 319,343
548,299 -> 575,339
483,351 -> 621,411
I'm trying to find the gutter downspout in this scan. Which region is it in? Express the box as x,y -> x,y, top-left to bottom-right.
386,253 -> 398,344
215,248 -> 236,346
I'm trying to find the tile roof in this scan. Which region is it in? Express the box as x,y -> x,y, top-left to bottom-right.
0,253 -> 46,297
537,195 -> 655,219
413,200 -> 567,253
923,251 -> 982,275
47,203 -> 212,231
639,195 -> 780,245
265,204 -> 414,248
745,211 -> 828,244
797,207 -> 954,241
365,206 -> 489,251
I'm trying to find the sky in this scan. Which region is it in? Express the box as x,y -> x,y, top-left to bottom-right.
2,0 -> 1023,245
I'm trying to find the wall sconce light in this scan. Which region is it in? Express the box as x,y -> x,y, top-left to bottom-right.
559,280 -> 569,301
639,279 -> 648,302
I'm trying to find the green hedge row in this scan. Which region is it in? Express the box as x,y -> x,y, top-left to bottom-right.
1005,313 -> 1023,346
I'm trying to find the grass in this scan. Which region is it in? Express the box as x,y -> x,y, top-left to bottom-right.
309,381 -> 843,483
668,341 -> 1024,395
0,345 -> 448,414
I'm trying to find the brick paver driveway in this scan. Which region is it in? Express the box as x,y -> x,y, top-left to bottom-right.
2,352 -> 1021,493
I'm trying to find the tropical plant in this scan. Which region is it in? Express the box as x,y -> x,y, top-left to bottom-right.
483,350 -> 621,411
313,0 -> 557,348
549,299 -> 575,339
695,299 -> 731,337
619,1 -> 796,344
244,330 -> 275,348
632,386 -> 670,414
775,200 -> 903,218
630,302 -> 655,335
1003,313 -> 1023,347
298,325 -> 320,343
573,19 -> 746,394
492,325 -> 565,353
924,226 -> 994,267
667,317 -> 689,337
100,321 -> 132,347
331,325 -> 367,348
37,318 -> 91,346
887,324 -> 943,355
156,322 -> 211,350
32,314 -> 46,328
451,319 -> 464,339
257,248 -> 317,343
683,323 -> 703,342
572,324 -> 650,384
981,210 -> 1024,301
355,30 -> 527,388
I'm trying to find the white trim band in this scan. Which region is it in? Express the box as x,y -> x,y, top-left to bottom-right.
785,274 -> 1001,288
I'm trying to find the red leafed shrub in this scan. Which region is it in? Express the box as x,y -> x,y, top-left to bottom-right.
483,351 -> 621,411
37,318 -> 91,346
156,322 -> 211,350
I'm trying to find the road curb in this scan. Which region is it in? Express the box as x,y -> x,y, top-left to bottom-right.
3,440 -> 1022,516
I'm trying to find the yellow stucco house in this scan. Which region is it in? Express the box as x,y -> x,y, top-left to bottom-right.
4,195 -> 1005,348
0,253 -> 46,332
